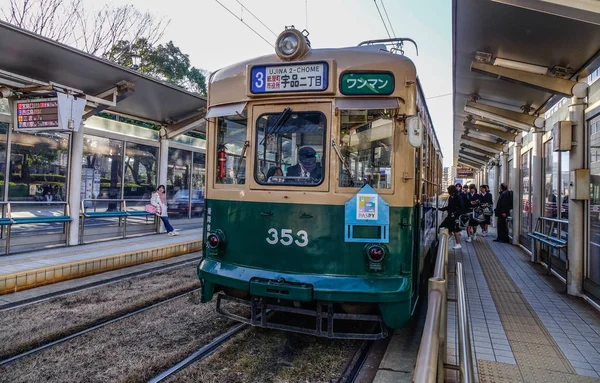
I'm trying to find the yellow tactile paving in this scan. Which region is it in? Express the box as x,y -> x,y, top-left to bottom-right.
470,240 -> 600,382
0,240 -> 202,295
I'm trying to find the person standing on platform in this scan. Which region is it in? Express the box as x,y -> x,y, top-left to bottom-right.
494,183 -> 512,243
479,185 -> 493,236
466,184 -> 481,242
151,185 -> 179,236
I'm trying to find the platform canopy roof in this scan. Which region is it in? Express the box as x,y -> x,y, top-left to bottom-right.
0,20 -> 206,127
453,0 -> 600,169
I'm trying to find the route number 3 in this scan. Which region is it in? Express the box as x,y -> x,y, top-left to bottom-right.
266,228 -> 308,247
254,72 -> 264,89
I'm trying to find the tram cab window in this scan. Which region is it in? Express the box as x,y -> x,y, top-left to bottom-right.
255,111 -> 327,186
216,114 -> 248,185
338,109 -> 394,189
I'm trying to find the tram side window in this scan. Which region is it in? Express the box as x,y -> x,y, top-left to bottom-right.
338,109 -> 393,189
255,111 -> 327,186
216,115 -> 248,185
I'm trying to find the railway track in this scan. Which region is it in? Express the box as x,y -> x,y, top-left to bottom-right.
0,256 -> 202,312
148,322 -> 249,383
0,287 -> 202,367
337,340 -> 375,383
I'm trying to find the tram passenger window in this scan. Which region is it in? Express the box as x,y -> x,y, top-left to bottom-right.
216,114 -> 248,185
338,109 -> 394,189
255,111 -> 327,186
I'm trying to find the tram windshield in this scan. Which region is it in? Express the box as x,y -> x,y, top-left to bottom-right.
337,109 -> 394,189
255,110 -> 326,186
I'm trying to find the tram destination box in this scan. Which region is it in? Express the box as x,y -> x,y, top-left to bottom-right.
13,93 -> 86,132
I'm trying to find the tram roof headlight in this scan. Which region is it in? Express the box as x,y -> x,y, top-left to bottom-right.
275,28 -> 310,61
278,33 -> 299,56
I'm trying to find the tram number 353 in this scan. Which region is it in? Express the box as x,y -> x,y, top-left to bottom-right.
266,228 -> 308,247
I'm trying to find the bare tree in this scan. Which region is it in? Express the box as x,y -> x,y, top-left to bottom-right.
0,0 -> 169,56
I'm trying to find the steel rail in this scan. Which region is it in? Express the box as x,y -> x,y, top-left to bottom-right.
0,288 -> 201,366
456,262 -> 475,382
147,322 -> 249,383
337,339 -> 374,383
0,256 -> 202,312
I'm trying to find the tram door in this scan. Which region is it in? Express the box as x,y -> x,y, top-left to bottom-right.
412,147 -> 422,303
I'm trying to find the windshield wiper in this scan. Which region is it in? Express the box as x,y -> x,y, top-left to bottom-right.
332,139 -> 355,187
259,107 -> 292,145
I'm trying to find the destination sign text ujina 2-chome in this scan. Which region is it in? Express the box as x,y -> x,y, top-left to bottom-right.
251,62 -> 328,93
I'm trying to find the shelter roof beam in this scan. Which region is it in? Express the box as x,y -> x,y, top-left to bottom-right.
470,61 -> 588,98
458,161 -> 479,170
461,135 -> 505,152
465,100 -> 545,132
459,153 -> 487,166
166,114 -> 206,138
460,143 -> 498,158
458,149 -> 490,163
459,156 -> 486,167
82,81 -> 135,120
464,121 -> 517,141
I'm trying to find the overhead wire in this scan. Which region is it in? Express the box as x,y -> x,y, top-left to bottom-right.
426,93 -> 453,100
214,0 -> 274,48
380,0 -> 396,39
373,0 -> 392,39
234,0 -> 278,37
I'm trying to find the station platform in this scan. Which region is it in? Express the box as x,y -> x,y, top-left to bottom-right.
0,229 -> 202,298
446,231 -> 600,381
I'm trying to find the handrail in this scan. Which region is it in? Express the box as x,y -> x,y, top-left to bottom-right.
537,216 -> 568,224
414,230 -> 475,383
414,228 -> 449,383
456,262 -> 475,382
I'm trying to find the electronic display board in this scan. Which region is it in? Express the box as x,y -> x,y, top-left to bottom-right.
15,99 -> 59,129
13,94 -> 86,132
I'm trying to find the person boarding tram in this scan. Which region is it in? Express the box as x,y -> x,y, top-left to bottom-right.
440,185 -> 464,250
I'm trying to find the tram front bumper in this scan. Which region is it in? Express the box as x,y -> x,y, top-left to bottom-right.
198,258 -> 411,303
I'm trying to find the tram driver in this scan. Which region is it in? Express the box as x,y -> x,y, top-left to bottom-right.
286,146 -> 322,182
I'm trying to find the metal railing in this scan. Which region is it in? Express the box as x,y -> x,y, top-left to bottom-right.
80,198 -> 156,243
0,201 -> 71,255
456,262 -> 475,382
413,228 -> 475,383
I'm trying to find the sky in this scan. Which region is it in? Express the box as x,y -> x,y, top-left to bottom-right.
5,0 -> 454,165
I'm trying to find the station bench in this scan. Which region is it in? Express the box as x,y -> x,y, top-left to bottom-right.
0,202 -> 72,255
527,216 -> 568,280
80,199 -> 157,244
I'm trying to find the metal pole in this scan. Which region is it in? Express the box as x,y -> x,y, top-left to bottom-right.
499,151 -> 506,186
456,262 -> 475,383
567,95 -> 586,296
512,138 -> 522,246
68,122 -> 84,246
492,161 -> 500,228
531,131 -> 543,262
158,129 -> 169,233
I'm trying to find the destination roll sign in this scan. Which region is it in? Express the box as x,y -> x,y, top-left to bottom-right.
250,62 -> 328,93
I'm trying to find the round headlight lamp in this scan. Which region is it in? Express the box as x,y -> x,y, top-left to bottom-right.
278,33 -> 299,56
275,28 -> 310,61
